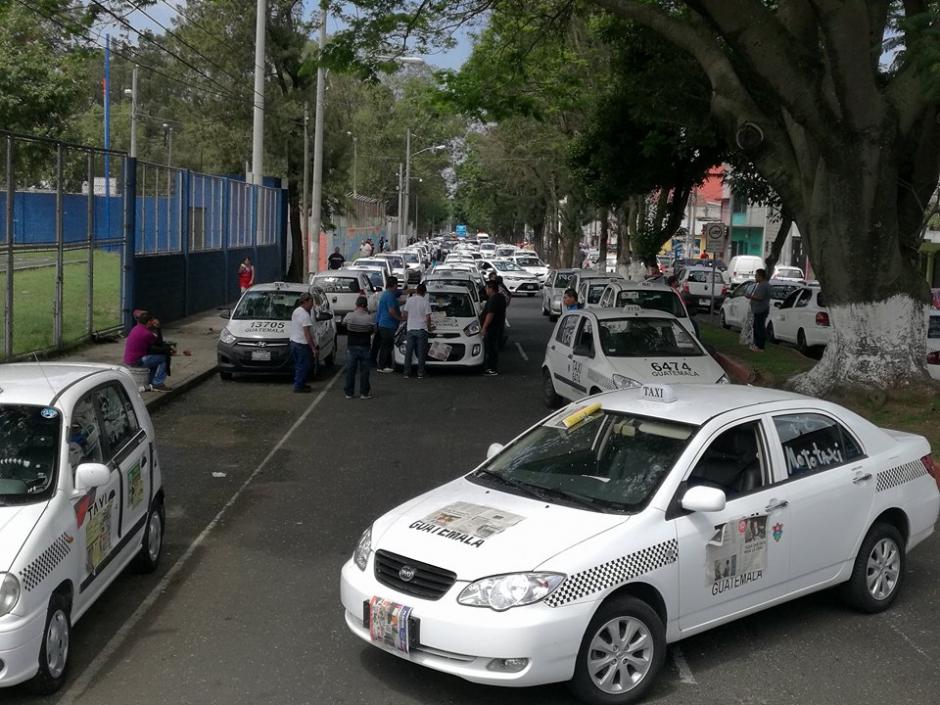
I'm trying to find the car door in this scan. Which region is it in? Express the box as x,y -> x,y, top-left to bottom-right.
311,289 -> 336,356
569,317 -> 597,396
547,314 -> 580,399
673,418 -> 792,632
764,411 -> 873,591
543,272 -> 556,308
772,289 -> 801,342
790,288 -> 814,338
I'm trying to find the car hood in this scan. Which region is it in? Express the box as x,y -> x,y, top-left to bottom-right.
429,314 -> 474,333
519,265 -> 548,274
371,477 -> 628,580
0,502 -> 49,571
224,319 -> 290,339
608,355 -> 726,384
501,272 -> 538,281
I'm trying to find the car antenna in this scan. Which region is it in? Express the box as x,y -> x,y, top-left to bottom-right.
32,352 -> 57,396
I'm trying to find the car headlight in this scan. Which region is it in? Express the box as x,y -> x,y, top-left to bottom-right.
463,320 -> 481,336
219,328 -> 236,345
612,374 -> 642,389
0,573 -> 21,617
716,374 -> 730,384
458,572 -> 565,611
353,526 -> 372,571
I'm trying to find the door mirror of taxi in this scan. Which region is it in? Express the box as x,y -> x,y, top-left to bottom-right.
218,309 -> 231,319
681,485 -> 727,513
486,443 -> 504,460
75,462 -> 112,492
315,311 -> 334,321
773,301 -> 782,308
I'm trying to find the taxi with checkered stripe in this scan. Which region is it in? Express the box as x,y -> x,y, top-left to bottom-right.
340,384 -> 938,704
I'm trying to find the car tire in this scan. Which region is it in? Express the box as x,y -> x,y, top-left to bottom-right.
28,593 -> 72,695
766,322 -> 776,344
219,370 -> 233,381
797,329 -> 809,354
841,522 -> 905,613
543,368 -> 563,409
133,500 -> 165,574
720,311 -> 730,330
542,303 -> 549,316
568,596 -> 665,705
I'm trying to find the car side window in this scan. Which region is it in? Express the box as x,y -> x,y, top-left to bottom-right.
773,413 -> 863,478
599,288 -> 611,307
686,422 -> 767,498
795,289 -> 812,308
94,384 -> 141,459
68,393 -> 104,471
555,315 -> 579,346
780,290 -> 800,309
574,319 -> 595,356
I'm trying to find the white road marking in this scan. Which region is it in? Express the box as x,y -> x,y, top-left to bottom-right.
57,370 -> 343,705
672,646 -> 697,684
515,341 -> 529,362
884,616 -> 932,661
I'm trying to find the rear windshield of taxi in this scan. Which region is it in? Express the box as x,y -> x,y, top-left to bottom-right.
616,290 -> 686,317
313,276 -> 361,294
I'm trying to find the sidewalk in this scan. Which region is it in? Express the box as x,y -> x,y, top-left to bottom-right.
65,308 -> 227,410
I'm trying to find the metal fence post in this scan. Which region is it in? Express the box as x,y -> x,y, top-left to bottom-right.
4,136 -> 13,359
180,169 -> 191,315
122,156 -> 137,332
251,185 -> 259,274
222,178 -> 230,303
54,143 -> 64,350
86,151 -> 95,337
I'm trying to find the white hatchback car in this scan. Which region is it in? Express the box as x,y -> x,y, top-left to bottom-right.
542,308 -> 727,407
0,363 -> 165,693
394,286 -> 485,370
340,384 -> 938,705
766,285 -> 830,353
719,279 -> 804,331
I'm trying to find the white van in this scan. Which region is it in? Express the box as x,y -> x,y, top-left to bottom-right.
727,255 -> 765,285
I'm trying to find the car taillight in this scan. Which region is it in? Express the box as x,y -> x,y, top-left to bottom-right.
928,351 -> 940,365
683,283 -> 690,294
815,311 -> 830,326
721,286 -> 728,295
922,455 -> 940,490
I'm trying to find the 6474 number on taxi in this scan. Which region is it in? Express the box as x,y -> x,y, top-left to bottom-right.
650,361 -> 698,376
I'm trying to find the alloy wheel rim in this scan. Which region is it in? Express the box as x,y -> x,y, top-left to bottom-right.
866,537 -> 900,600
45,610 -> 69,678
148,511 -> 163,562
587,616 -> 653,694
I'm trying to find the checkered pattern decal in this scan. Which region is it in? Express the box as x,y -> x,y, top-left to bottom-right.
876,460 -> 928,493
19,533 -> 72,591
545,539 -> 678,607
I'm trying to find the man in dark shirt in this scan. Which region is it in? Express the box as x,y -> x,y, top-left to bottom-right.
343,296 -> 375,399
746,268 -> 771,351
327,247 -> 345,270
481,280 -> 507,377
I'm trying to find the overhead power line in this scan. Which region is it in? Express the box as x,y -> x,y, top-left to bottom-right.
157,0 -> 245,57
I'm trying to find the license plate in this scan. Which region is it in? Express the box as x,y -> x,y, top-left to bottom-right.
428,342 -> 452,361
251,350 -> 271,361
367,597 -> 414,653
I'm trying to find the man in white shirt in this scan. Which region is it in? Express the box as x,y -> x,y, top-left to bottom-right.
402,283 -> 433,378
289,292 -> 317,393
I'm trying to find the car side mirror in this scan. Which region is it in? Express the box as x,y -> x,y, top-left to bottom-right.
681,485 -> 727,513
75,462 -> 111,492
218,309 -> 231,319
315,311 -> 333,322
486,442 -> 504,460
773,301 -> 782,308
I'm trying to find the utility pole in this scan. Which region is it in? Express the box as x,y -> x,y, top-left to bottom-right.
352,136 -> 358,197
302,101 -> 309,279
401,128 -> 411,248
397,163 -> 404,247
250,0 -> 266,185
309,2 -> 327,274
128,65 -> 138,158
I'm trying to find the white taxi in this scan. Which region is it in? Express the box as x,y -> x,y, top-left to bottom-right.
541,307 -> 727,407
0,363 -> 165,693
596,280 -> 695,339
340,384 -> 938,705
217,282 -> 337,381
394,286 -> 484,369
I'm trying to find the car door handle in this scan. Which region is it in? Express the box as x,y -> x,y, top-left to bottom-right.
852,472 -> 873,484
764,500 -> 788,512
141,456 -> 148,467
550,345 -> 555,350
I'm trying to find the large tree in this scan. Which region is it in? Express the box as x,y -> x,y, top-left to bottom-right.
339,0 -> 940,394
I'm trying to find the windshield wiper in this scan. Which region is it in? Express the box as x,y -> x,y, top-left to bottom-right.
522,485 -> 603,511
472,469 -> 545,502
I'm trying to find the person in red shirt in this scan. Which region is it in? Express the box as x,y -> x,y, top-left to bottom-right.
238,257 -> 255,293
123,311 -> 170,390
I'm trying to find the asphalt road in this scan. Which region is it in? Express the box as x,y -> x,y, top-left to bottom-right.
7,296 -> 940,705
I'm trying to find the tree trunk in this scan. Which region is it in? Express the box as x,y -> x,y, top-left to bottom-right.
763,210 -> 793,273
285,140 -> 305,282
597,207 -> 609,273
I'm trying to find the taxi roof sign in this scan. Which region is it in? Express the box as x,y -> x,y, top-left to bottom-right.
622,304 -> 643,313
641,384 -> 677,403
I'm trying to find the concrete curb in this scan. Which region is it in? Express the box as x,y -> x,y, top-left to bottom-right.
713,351 -> 755,384
142,365 -> 219,412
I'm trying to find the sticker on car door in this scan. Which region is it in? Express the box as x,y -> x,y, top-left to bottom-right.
707,515 -> 768,594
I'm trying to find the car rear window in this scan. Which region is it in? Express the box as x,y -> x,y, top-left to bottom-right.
616,290 -> 686,317
816,291 -> 826,308
0,404 -> 61,502
314,276 -> 361,294
929,314 -> 940,339
688,271 -> 723,284
554,273 -> 573,288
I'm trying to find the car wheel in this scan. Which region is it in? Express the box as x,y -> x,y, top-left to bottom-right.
766,322 -> 776,344
568,597 -> 665,705
543,368 -> 562,409
133,500 -> 165,573
219,370 -> 233,381
28,593 -> 71,695
542,303 -> 549,316
841,522 -> 905,613
720,311 -> 730,330
797,329 -> 809,354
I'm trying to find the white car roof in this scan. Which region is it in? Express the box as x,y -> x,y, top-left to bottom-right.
246,281 -> 310,293
587,384 -> 809,426
587,307 -> 681,321
0,362 -> 129,407
426,284 -> 473,296
608,280 -> 674,293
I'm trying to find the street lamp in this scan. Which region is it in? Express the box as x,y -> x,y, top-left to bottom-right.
123,65 -> 138,159
162,123 -> 173,167
401,132 -> 446,248
346,131 -> 358,197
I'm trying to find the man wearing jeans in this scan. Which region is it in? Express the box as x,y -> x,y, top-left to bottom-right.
122,311 -> 171,391
746,268 -> 771,351
288,293 -> 317,393
375,276 -> 402,372
402,283 -> 433,378
343,296 -> 375,399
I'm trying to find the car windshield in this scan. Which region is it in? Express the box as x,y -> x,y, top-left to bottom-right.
688,271 -> 724,284
401,253 -> 419,264
515,256 -> 542,267
0,405 -> 61,502
930,314 -> 940,339
770,284 -> 801,300
554,272 -> 573,288
776,268 -> 802,278
233,291 -> 301,320
381,256 -> 404,268
313,276 -> 361,294
496,249 -> 516,257
428,292 -> 475,318
616,290 -> 686,317
599,317 -> 704,357
471,409 -> 696,513
495,261 -> 525,272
